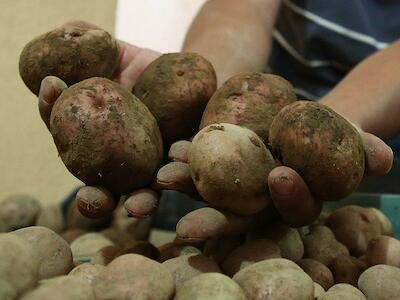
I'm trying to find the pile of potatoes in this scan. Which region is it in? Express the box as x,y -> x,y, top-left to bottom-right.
10,21 -> 399,299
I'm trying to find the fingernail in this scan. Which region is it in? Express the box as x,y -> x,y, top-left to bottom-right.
271,175 -> 294,196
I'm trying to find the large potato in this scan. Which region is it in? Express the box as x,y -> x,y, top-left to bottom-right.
19,21 -> 119,95
200,73 -> 296,143
134,52 -> 216,144
358,265 -> 400,300
50,77 -> 163,195
269,101 -> 365,201
189,123 -> 276,215
175,273 -> 246,300
233,258 -> 314,299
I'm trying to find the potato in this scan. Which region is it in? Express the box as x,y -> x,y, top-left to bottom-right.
329,256 -> 366,286
35,205 -> 64,233
19,21 -> 119,95
314,282 -> 325,299
203,236 -> 244,265
320,284 -> 366,300
75,186 -> 116,218
134,52 -> 216,144
12,226 -> 73,279
189,123 -> 276,215
92,254 -> 175,300
162,253 -> 221,288
233,258 -> 314,299
68,263 -> 105,284
200,73 -> 296,143
159,242 -> 202,262
175,273 -> 246,300
222,239 -> 281,277
365,235 -> 400,267
269,101 -> 365,201
91,245 -> 122,265
327,206 -> 390,256
20,276 -> 95,300
70,233 -> 114,262
358,264 -> 400,300
249,222 -> 304,261
50,77 -> 163,195
0,195 -> 41,231
0,234 -> 38,296
303,225 -> 349,266
0,279 -> 17,300
297,259 -> 334,290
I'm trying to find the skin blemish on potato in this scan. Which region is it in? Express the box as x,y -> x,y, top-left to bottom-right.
209,125 -> 225,131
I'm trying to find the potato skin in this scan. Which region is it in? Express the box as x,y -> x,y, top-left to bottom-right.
50,77 -> 163,195
269,101 -> 365,201
200,73 -> 296,143
358,265 -> 400,300
19,22 -> 119,95
189,123 -> 277,215
134,52 -> 216,144
321,284 -> 366,300
365,235 -> 400,267
297,258 -> 334,290
328,256 -> 366,286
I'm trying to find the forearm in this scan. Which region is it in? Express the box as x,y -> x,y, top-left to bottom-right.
183,0 -> 281,84
320,40 -> 400,138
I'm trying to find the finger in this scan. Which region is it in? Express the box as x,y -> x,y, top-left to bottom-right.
360,132 -> 393,175
168,140 -> 192,163
268,166 -> 322,227
124,189 -> 159,218
176,207 -> 276,242
76,186 -> 116,219
38,76 -> 67,128
154,162 -> 198,196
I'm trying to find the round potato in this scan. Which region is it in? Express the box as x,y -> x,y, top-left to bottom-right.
19,21 -> 119,95
189,123 -> 276,215
50,77 -> 163,195
134,52 -> 216,144
269,101 -> 365,201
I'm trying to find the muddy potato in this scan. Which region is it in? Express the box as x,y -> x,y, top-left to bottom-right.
269,101 -> 365,201
297,259 -> 334,290
329,256 -> 366,286
175,273 -> 246,300
327,206 -> 390,256
200,73 -> 296,143
189,123 -> 277,215
93,254 -> 175,300
19,21 -> 119,95
320,284 -> 366,300
0,195 -> 41,231
35,205 -> 64,233
50,77 -> 163,195
12,226 -> 73,279
365,235 -> 400,267
222,239 -> 281,277
134,52 -> 216,144
358,264 -> 400,300
233,258 -> 314,299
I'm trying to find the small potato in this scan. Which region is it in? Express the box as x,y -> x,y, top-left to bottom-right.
19,21 -> 119,95
327,206 -> 389,256
19,275 -> 95,300
269,101 -> 365,201
35,205 -> 64,233
365,235 -> 400,267
68,263 -> 105,284
221,239 -> 281,277
175,273 -> 246,300
297,259 -> 334,290
329,256 -> 366,286
200,72 -> 297,143
134,52 -> 217,144
314,282 -> 325,299
303,225 -> 349,266
189,123 -> 277,215
50,77 -> 163,195
12,226 -> 73,279
320,284 -> 366,300
92,254 -> 175,300
358,264 -> 400,300
233,258 -> 314,299
70,233 -> 114,262
0,195 -> 41,231
0,234 -> 38,296
162,253 -> 221,288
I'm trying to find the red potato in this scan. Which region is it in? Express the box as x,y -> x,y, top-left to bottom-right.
200,72 -> 297,143
19,21 -> 119,95
189,123 -> 277,215
269,101 -> 365,201
50,77 -> 163,195
134,52 -> 217,144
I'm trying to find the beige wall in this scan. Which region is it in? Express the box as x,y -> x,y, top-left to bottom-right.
0,0 -> 117,205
